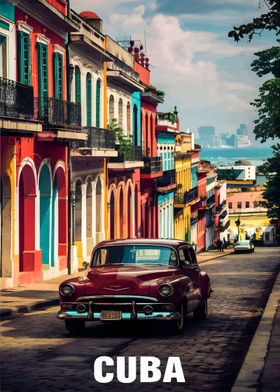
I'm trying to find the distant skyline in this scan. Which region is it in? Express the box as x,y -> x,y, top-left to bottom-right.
71,0 -> 275,135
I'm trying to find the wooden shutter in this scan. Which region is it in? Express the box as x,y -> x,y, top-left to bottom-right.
96,79 -> 101,128
37,42 -> 48,116
53,52 -> 63,99
17,31 -> 31,85
86,73 -> 92,127
75,66 -> 81,104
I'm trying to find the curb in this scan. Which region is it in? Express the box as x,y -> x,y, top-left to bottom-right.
0,298 -> 59,322
232,272 -> 280,392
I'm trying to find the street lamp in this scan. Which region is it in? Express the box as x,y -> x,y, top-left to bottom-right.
235,216 -> 241,241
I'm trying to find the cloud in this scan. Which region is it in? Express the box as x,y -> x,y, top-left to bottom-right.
70,0 -> 265,132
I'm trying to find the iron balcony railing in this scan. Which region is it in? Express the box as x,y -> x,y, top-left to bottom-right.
142,156 -> 162,174
0,77 -> 34,119
174,186 -> 199,205
72,127 -> 116,150
34,97 -> 81,128
156,169 -> 176,187
110,145 -> 142,162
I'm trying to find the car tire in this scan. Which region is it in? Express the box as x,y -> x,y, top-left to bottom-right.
193,300 -> 208,320
170,302 -> 185,333
65,319 -> 85,334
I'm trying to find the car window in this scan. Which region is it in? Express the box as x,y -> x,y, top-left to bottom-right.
188,247 -> 197,265
178,247 -> 192,266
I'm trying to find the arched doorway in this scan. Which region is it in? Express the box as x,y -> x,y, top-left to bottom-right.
52,167 -> 67,268
86,179 -> 92,256
1,176 -> 12,277
134,184 -> 139,237
74,180 -> 82,243
19,165 -> 36,272
96,177 -> 103,243
119,187 -> 124,239
127,185 -> 132,238
39,164 -> 51,266
109,190 -> 115,240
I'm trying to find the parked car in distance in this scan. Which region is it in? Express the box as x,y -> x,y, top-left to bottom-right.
57,239 -> 211,334
234,240 -> 255,253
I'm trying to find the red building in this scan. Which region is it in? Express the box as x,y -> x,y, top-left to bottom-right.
12,0 -> 85,284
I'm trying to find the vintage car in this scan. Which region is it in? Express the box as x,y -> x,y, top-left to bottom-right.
57,239 -> 211,334
234,240 -> 255,253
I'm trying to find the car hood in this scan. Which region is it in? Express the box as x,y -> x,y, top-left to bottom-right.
84,264 -> 178,296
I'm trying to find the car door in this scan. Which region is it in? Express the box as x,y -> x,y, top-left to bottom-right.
179,246 -> 202,310
177,246 -> 196,311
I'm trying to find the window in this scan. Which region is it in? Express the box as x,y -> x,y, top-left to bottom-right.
246,201 -> 250,208
178,246 -> 197,265
0,34 -> 7,78
127,102 -> 131,133
237,202 -> 242,209
75,66 -> 81,104
86,73 -> 92,127
229,202 -> 232,209
118,98 -> 123,128
109,95 -> 114,123
37,42 -> 48,115
53,52 -> 63,99
96,78 -> 101,127
133,104 -> 138,145
17,31 -> 30,85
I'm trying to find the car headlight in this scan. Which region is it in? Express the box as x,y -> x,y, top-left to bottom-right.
158,284 -> 173,297
60,283 -> 75,297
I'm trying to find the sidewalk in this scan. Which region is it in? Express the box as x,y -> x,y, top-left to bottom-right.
232,272 -> 280,392
0,249 -> 233,322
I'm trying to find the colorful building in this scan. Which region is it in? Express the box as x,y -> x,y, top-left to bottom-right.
227,185 -> 276,244
156,109 -> 178,238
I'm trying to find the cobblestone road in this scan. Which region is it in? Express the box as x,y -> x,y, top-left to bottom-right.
1,247 -> 279,392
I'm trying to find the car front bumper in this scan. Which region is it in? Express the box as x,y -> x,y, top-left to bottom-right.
57,300 -> 180,321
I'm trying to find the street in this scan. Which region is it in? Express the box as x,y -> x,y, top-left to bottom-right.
1,247 -> 279,392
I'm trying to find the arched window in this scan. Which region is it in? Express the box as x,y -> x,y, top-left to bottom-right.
133,104 -> 138,146
75,66 -> 81,104
96,78 -> 101,127
127,102 -> 131,133
86,73 -> 92,127
118,98 -> 123,128
109,95 -> 114,124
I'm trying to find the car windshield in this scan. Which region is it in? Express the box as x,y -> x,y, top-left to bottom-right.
92,245 -> 178,267
236,241 -> 249,246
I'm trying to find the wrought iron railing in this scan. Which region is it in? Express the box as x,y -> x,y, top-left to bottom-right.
142,156 -> 162,174
0,77 -> 34,119
34,97 -> 81,128
111,145 -> 142,162
156,169 -> 176,187
174,186 -> 198,205
72,127 -> 116,150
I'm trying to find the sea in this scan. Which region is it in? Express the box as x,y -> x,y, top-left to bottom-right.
199,147 -> 274,167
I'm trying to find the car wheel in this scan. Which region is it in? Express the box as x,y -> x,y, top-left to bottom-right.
171,302 -> 185,333
65,319 -> 85,334
193,300 -> 208,320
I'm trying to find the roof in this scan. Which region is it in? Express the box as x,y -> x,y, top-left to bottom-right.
95,238 -> 192,249
79,11 -> 101,20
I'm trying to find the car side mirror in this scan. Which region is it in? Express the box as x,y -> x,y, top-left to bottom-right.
83,261 -> 90,270
180,260 -> 190,268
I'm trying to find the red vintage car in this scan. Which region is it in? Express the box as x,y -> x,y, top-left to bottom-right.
57,239 -> 211,334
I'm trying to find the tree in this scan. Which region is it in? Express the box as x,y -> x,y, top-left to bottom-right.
228,0 -> 280,237
108,119 -> 133,159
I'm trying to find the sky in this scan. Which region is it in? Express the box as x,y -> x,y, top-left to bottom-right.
71,0 -> 275,137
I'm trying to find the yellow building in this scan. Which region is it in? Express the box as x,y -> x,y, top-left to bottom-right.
174,133 -> 193,241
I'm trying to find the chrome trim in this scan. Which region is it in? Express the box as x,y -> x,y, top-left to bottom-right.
76,295 -> 158,302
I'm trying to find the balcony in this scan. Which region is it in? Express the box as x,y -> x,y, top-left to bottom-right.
34,97 -> 82,128
174,186 -> 199,206
72,127 -> 117,157
156,169 -> 177,193
141,157 -> 163,179
0,77 -> 34,120
108,145 -> 144,170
